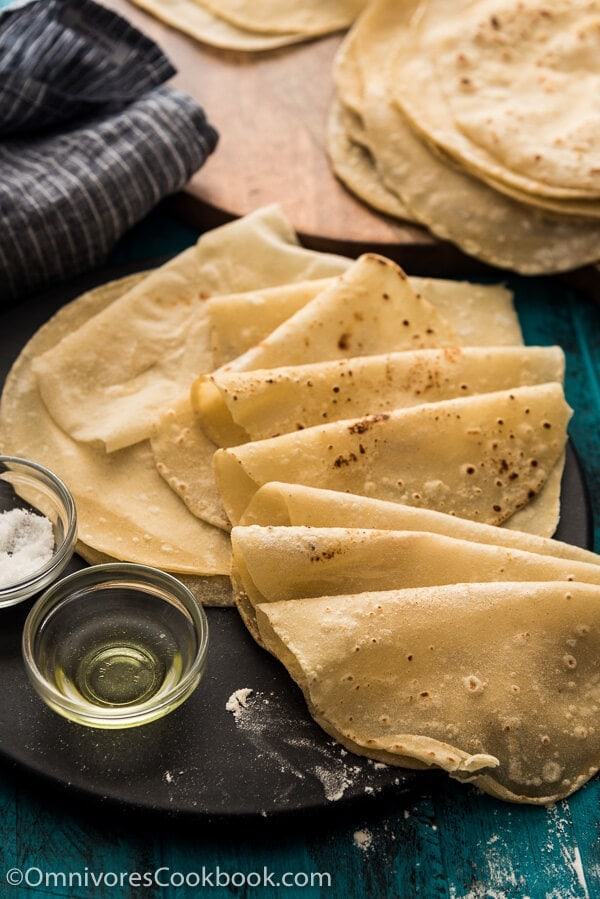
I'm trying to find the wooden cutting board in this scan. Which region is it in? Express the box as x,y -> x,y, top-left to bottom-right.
106,1 -> 600,290
103,0 -> 485,274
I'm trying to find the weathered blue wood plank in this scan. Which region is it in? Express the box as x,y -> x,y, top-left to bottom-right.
516,279 -> 600,551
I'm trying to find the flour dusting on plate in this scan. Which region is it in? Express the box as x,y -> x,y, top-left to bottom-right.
224,686 -> 409,806
225,687 -> 254,719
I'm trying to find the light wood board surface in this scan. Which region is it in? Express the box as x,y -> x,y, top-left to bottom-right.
103,0 -> 489,275
105,0 -> 600,292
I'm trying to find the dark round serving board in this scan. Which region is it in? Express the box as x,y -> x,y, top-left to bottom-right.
0,262 -> 592,819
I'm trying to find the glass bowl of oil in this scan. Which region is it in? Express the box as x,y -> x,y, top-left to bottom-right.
0,455 -> 77,607
22,563 -> 209,728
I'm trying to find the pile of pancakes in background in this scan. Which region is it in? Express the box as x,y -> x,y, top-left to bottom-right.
327,0 -> 600,273
128,0 -> 368,51
127,0 -> 600,274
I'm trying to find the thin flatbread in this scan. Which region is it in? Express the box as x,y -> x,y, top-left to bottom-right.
411,0 -> 600,198
194,345 -> 564,446
31,205 -> 349,452
213,253 -> 462,376
207,271 -> 522,366
364,81 -> 600,273
128,0 -> 306,51
232,524 -> 600,640
239,482 -> 600,568
197,0 -> 367,37
255,581 -> 600,803
0,276 -> 232,585
332,0 -> 600,273
214,383 -> 572,527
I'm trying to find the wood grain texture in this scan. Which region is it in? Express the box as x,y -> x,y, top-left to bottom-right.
103,0 -> 503,278
102,0 -> 600,297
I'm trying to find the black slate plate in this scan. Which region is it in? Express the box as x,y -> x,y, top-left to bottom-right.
0,262 -> 593,819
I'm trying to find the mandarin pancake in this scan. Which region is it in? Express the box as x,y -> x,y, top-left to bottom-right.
329,0 -> 600,273
255,581 -> 600,804
192,346 -> 564,447
214,384 -> 572,530
126,0 -> 307,51
230,524 -> 600,641
190,0 -> 368,38
417,0 -> 600,199
239,482 -> 600,568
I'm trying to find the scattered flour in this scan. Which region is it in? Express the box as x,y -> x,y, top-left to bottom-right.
353,829 -> 373,852
163,770 -> 184,785
546,804 -> 591,898
314,764 -> 353,802
224,686 -> 409,807
225,688 -> 254,720
0,508 -> 54,586
571,846 -> 590,899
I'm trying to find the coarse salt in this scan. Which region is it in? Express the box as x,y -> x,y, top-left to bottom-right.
0,508 -> 54,586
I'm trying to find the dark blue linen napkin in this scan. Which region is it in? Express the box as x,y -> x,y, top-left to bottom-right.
0,0 -> 218,304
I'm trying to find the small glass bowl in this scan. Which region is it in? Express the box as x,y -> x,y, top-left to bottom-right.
0,455 -> 77,607
22,563 -> 209,729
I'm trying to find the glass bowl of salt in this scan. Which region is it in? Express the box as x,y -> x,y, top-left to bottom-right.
0,456 -> 77,607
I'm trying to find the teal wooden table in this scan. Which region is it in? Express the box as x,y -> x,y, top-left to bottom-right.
0,205 -> 599,898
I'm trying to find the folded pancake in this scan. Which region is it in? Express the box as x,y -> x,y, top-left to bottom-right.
255,581 -> 600,803
232,525 -> 600,640
240,483 -> 600,567
206,273 -> 522,367
212,253 -> 462,376
31,205 -> 349,452
193,345 -> 564,446
239,472 -> 568,540
0,274 -> 232,592
213,383 -> 572,528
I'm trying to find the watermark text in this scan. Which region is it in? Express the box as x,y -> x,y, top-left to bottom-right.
5,865 -> 332,890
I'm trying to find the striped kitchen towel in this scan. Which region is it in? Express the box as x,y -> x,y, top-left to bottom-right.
0,0 -> 218,304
